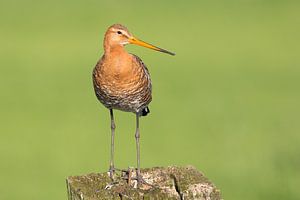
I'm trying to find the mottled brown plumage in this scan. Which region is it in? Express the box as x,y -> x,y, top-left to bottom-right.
92,24 -> 174,185
93,51 -> 152,115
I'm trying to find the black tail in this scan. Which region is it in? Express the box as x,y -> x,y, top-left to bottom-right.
141,107 -> 150,116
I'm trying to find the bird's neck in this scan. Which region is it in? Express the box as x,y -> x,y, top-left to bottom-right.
104,44 -> 131,62
104,44 -> 129,57
102,45 -> 133,74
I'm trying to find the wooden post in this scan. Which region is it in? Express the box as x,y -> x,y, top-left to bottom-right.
66,166 -> 221,200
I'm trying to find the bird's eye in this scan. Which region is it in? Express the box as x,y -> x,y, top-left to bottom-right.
117,31 -> 122,35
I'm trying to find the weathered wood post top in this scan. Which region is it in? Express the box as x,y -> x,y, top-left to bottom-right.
66,166 -> 222,200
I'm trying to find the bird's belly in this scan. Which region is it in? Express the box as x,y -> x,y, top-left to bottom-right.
94,77 -> 152,113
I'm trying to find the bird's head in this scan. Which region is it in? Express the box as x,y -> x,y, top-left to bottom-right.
104,24 -> 175,56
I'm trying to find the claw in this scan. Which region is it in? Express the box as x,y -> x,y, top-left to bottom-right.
131,174 -> 156,188
104,181 -> 119,190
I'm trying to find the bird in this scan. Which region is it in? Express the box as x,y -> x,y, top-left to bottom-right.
92,24 -> 175,184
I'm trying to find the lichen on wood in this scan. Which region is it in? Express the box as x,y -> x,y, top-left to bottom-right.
66,166 -> 221,200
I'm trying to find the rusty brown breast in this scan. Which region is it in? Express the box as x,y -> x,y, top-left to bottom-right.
93,46 -> 152,115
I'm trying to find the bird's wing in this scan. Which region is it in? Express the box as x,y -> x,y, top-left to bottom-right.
130,53 -> 152,90
131,53 -> 151,75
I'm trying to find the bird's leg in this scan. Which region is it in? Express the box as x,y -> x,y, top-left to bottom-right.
133,114 -> 155,188
135,113 -> 143,185
109,109 -> 116,180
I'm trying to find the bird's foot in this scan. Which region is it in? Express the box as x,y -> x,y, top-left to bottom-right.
131,175 -> 156,189
131,171 -> 156,189
108,167 -> 156,189
119,167 -> 154,188
104,181 -> 119,190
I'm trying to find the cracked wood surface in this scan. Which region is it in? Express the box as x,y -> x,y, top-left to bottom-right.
66,166 -> 222,200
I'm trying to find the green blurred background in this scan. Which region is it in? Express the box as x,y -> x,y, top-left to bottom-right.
1,0 -> 300,199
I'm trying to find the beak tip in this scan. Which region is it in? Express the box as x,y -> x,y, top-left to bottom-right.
160,49 -> 175,56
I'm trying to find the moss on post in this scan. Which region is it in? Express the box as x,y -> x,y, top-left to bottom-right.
66,166 -> 221,200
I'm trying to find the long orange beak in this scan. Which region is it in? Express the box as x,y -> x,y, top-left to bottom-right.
128,37 -> 175,56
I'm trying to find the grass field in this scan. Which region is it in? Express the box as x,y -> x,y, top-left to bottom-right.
1,0 -> 300,199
